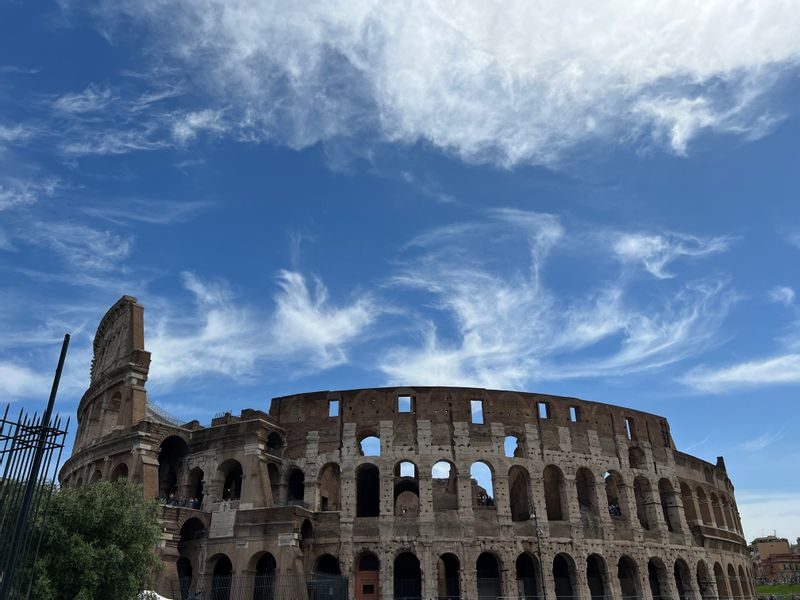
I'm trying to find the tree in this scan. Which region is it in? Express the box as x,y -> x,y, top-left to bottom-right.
30,480 -> 162,600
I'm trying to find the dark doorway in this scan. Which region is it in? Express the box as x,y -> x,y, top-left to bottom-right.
477,553 -> 501,599
356,464 -> 380,517
516,553 -> 540,599
438,553 -> 460,599
394,552 -> 422,599
253,553 -> 276,600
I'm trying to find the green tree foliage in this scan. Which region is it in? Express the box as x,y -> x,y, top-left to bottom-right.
31,480 -> 162,600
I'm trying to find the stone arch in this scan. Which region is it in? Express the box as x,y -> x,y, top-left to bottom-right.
90,469 -> 102,484
628,446 -> 646,469
604,470 -> 627,519
287,467 -> 305,505
110,462 -> 128,481
356,463 -> 380,517
187,467 -> 204,504
576,467 -> 599,521
218,458 -> 243,501
432,460 -> 458,511
710,492 -> 724,527
355,551 -> 380,600
104,391 -> 123,431
252,552 -> 276,600
674,558 -> 693,600
696,487 -> 713,525
714,562 -> 730,599
696,561 -> 715,600
158,435 -> 189,497
587,553 -> 611,599
394,552 -> 421,600
553,553 -> 577,600
680,482 -> 697,522
618,555 -> 641,599
470,461 -> 494,507
179,517 -> 208,543
209,554 -> 233,600
633,476 -> 652,530
437,553 -> 460,599
504,435 -> 523,457
727,563 -> 742,599
266,432 -> 284,456
315,554 -> 342,575
516,552 -> 541,600
721,496 -> 734,530
358,434 -> 381,457
658,478 -> 681,533
738,565 -> 748,599
300,519 -> 313,548
477,552 -> 503,599
267,463 -> 280,504
394,461 -> 420,517
543,464 -> 567,521
648,557 -> 670,600
318,462 -> 341,511
508,465 -> 531,522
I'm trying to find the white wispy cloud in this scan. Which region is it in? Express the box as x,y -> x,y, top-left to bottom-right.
86,0 -> 800,166
172,109 -> 226,143
768,285 -> 796,306
0,361 -> 53,400
379,212 -> 731,388
54,84 -> 115,113
26,222 -> 133,272
682,354 -> 800,392
0,177 -> 59,210
740,429 -> 785,452
146,270 -> 380,387
612,232 -> 731,278
81,199 -> 212,225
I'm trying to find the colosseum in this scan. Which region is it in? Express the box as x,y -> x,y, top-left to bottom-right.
59,296 -> 756,600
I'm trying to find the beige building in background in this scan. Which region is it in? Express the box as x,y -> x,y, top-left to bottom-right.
59,296 -> 757,599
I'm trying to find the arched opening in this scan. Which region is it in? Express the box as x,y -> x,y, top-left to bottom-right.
267,463 -> 280,505
266,432 -> 284,456
110,463 -> 128,481
680,482 -> 697,522
180,518 -> 207,543
437,553 -> 460,600
356,464 -> 380,517
714,563 -> 730,600
710,493 -> 724,527
721,497 -> 733,530
218,459 -> 243,501
177,556 -> 192,600
516,552 -> 540,600
727,564 -> 742,599
287,468 -> 305,505
618,556 -> 641,599
576,467 -> 599,523
432,460 -> 458,511
470,462 -> 494,507
312,554 -> 346,599
738,565 -> 749,599
648,558 -> 669,600
553,554 -> 576,600
75,477 -> 83,488
319,463 -> 341,511
394,552 -> 421,600
477,552 -> 502,599
253,553 -> 276,600
674,559 -> 692,600
696,561 -> 715,600
359,435 -> 381,457
543,465 -> 567,521
187,467 -> 204,506
355,552 -> 379,600
106,391 -> 122,430
300,519 -> 313,548
633,476 -> 652,530
211,555 -> 233,600
504,435 -> 522,458
316,554 -> 341,575
159,436 -> 189,498
696,488 -> 713,525
587,554 -> 609,600
658,479 -> 680,533
508,466 -> 531,522
628,446 -> 646,469
90,469 -> 102,484
394,461 -> 420,517
604,471 -> 626,519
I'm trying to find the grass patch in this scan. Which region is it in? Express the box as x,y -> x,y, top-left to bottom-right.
758,583 -> 800,595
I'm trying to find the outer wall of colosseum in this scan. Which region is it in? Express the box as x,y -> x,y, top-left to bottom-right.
60,296 -> 755,599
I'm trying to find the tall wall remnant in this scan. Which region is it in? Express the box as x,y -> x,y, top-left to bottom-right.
60,297 -> 757,599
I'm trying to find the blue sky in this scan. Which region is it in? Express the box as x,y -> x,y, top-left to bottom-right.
1,1 -> 799,542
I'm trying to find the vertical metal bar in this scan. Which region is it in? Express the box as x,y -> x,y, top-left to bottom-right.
0,334 -> 69,600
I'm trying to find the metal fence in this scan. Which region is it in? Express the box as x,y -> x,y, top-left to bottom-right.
166,574 -> 348,600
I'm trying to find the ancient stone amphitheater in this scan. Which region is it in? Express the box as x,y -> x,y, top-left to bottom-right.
60,296 -> 754,600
